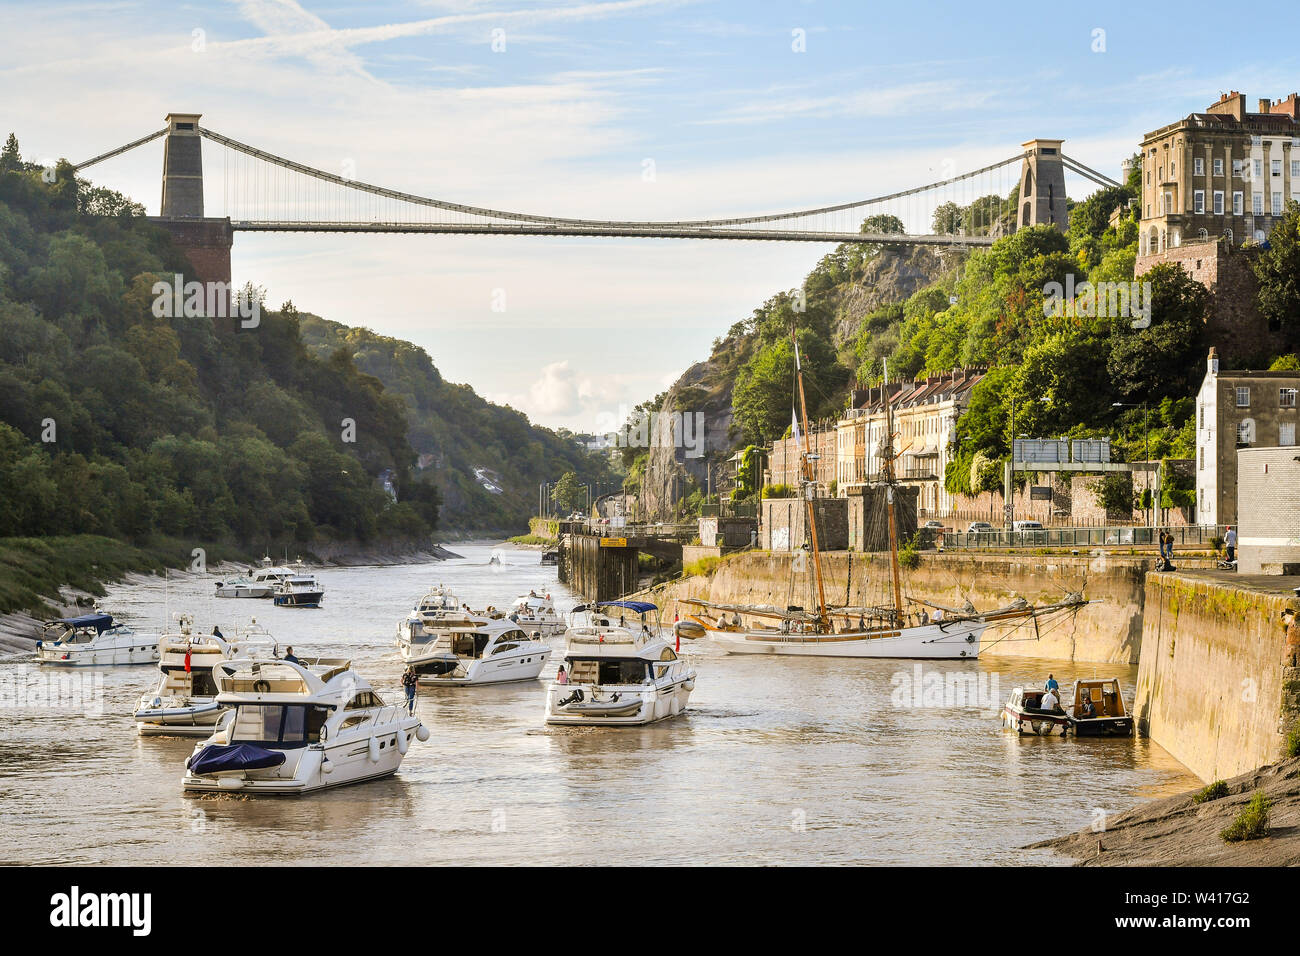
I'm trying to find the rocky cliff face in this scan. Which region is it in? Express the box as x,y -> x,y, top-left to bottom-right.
635,244 -> 963,520
828,244 -> 968,347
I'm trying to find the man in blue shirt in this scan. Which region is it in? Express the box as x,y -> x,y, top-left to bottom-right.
1045,673 -> 1059,693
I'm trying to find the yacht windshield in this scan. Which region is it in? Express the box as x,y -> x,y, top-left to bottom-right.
230,704 -> 330,748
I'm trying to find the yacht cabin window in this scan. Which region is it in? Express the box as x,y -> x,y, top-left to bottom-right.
231,704 -> 331,748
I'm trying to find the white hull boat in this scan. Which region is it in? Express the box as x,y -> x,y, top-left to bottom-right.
135,618 -> 280,736
413,619 -> 552,686
705,617 -> 986,659
36,612 -> 157,666
214,577 -> 273,599
182,656 -> 428,795
545,601 -> 694,726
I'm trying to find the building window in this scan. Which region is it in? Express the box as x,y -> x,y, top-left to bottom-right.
1253,193 -> 1264,215
1199,447 -> 1205,470
1232,159 -> 1244,177
1213,191 -> 1224,215
1214,158 -> 1224,176
1237,419 -> 1254,445
1293,160 -> 1300,178
1233,191 -> 1243,215
1274,192 -> 1284,216
1273,159 -> 1283,177
1194,190 -> 1205,214
1255,159 -> 1263,177
1194,157 -> 1204,176
1282,388 -> 1298,408
1283,423 -> 1297,447
1235,386 -> 1251,407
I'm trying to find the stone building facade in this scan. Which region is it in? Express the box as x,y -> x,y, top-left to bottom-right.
767,422 -> 837,489
1137,91 -> 1300,260
1236,447 -> 1300,573
1196,348 -> 1300,526
835,368 -> 985,517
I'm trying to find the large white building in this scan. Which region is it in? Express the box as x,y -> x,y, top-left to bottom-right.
1195,348 -> 1300,526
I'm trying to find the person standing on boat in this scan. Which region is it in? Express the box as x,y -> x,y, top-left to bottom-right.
556,664 -> 568,685
212,625 -> 224,639
401,667 -> 417,714
283,646 -> 300,664
1045,673 -> 1059,694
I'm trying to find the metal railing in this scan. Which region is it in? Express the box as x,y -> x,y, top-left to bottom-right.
931,524 -> 1230,551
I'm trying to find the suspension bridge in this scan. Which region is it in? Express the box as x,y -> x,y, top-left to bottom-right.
70,113 -> 1122,283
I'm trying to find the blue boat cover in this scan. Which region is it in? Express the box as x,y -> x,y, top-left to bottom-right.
188,743 -> 287,775
594,600 -> 657,614
51,613 -> 114,633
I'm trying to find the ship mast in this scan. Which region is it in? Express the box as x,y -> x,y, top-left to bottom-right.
793,326 -> 830,631
881,360 -> 904,623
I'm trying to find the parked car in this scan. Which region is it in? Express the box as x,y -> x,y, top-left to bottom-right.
922,520 -> 947,531
966,521 -> 994,533
1012,520 -> 1044,531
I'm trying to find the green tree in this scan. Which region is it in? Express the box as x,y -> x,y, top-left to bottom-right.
0,133 -> 20,172
932,201 -> 962,234
1106,262 -> 1209,402
860,214 -> 905,234
1254,200 -> 1300,336
550,471 -> 586,514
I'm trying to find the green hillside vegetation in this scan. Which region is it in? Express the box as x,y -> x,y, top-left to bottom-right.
298,317 -> 617,532
666,155 -> 1300,503
0,136 -> 439,558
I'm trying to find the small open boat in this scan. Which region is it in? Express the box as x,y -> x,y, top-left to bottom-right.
1067,678 -> 1134,736
1002,686 -> 1071,736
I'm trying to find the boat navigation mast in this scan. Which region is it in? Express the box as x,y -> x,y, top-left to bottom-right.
793,326 -> 830,632
880,359 -> 904,625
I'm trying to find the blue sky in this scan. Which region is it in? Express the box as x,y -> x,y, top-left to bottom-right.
4,0 -> 1300,428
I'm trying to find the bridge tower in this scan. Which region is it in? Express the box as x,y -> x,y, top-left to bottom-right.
1016,139 -> 1068,231
151,112 -> 233,289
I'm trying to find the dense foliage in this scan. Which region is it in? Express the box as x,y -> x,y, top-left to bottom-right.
0,139 -> 441,549
298,318 -> 616,532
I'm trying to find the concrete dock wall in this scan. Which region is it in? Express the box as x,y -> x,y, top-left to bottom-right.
640,550 -> 1161,663
1134,573 -> 1299,782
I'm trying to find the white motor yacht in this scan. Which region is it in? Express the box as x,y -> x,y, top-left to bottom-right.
411,618 -> 551,686
545,601 -> 695,726
250,556 -> 299,589
396,585 -> 482,654
182,656 -> 428,795
507,591 -> 565,637
35,611 -> 157,666
214,575 -> 273,599
272,574 -> 325,608
134,617 -> 279,736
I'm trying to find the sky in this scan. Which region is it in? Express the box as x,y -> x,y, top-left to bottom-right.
4,0 -> 1300,431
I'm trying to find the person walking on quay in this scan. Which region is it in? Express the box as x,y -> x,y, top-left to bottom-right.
1163,529 -> 1176,571
1158,529 -> 1170,567
401,666 -> 418,714
1224,526 -> 1237,564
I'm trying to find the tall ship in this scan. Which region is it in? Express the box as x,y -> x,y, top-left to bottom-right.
682,333 -> 1086,659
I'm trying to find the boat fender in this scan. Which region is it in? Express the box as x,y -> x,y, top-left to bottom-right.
217,777 -> 244,790
396,731 -> 409,755
321,758 -> 334,775
368,736 -> 381,763
683,678 -> 695,691
415,724 -> 430,742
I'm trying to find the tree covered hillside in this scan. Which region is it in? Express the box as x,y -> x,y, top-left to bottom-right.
0,136 -> 437,549
298,317 -> 618,533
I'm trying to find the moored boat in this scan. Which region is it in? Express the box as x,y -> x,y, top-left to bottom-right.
35,612 -> 157,666
545,601 -> 694,726
214,575 -> 273,599
1001,685 -> 1072,736
412,618 -> 552,686
181,656 -> 428,795
507,590 -> 565,637
272,574 -> 324,608
134,617 -> 280,736
1066,678 -> 1134,736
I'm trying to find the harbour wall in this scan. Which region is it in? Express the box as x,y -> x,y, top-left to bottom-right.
640,550 -> 1162,663
1133,572 -> 1300,782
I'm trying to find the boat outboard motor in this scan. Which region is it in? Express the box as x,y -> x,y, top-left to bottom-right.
558,689 -> 585,707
